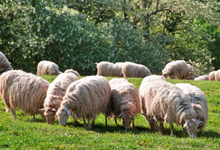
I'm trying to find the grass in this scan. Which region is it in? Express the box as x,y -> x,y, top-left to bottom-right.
1,76 -> 220,149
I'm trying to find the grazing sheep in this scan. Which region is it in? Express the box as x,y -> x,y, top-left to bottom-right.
0,70 -> 49,121
40,73 -> 79,124
122,62 -> 151,78
64,69 -> 80,76
186,64 -> 195,80
96,61 -> 123,77
175,83 -> 208,135
56,75 -> 111,128
108,78 -> 141,130
37,60 -> 59,76
209,71 -> 216,81
194,75 -> 209,81
215,70 -> 220,81
0,52 -> 13,73
139,76 -> 203,138
162,60 -> 188,79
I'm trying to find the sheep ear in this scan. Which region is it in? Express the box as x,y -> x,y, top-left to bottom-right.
64,107 -> 72,117
117,113 -> 124,118
132,113 -> 137,117
39,108 -> 45,112
197,120 -> 203,125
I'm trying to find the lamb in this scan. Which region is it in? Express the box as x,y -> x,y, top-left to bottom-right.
122,62 -> 151,78
186,64 -> 195,80
175,83 -> 208,135
214,70 -> 220,81
0,52 -> 13,73
56,75 -> 111,129
0,70 -> 49,121
209,71 -> 216,81
64,69 -> 80,76
37,60 -> 59,75
108,78 -> 141,130
194,75 -> 209,81
96,61 -> 123,77
139,76 -> 203,138
162,60 -> 188,79
40,73 -> 79,124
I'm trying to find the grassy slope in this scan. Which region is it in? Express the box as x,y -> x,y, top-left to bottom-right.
0,76 -> 220,149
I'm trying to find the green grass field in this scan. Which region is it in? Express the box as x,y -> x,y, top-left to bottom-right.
1,76 -> 220,149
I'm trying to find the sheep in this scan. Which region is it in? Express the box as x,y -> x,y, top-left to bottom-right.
175,83 -> 208,135
55,75 -> 111,129
214,70 -> 220,81
37,60 -> 59,76
194,75 -> 209,81
122,62 -> 151,78
162,60 -> 188,79
40,73 -> 79,124
108,78 -> 141,130
96,61 -> 123,77
0,70 -> 49,121
209,71 -> 216,81
64,69 -> 80,76
0,52 -> 13,73
186,64 -> 195,80
139,76 -> 203,138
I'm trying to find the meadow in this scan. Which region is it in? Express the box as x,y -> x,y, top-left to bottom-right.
1,76 -> 220,150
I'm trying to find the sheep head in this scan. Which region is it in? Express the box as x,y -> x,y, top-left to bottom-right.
44,107 -> 57,125
55,107 -> 72,126
183,118 -> 203,138
118,111 -> 136,130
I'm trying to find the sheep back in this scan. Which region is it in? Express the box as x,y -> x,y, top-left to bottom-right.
109,78 -> 141,117
96,61 -> 123,77
209,71 -> 216,81
194,75 -> 209,81
61,75 -> 111,120
0,70 -> 49,117
37,60 -> 59,75
162,60 -> 188,79
122,62 -> 151,78
139,78 -> 196,126
0,52 -> 13,73
175,83 -> 208,129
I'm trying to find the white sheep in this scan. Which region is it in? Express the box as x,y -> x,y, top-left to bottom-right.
162,60 -> 188,79
194,75 -> 209,81
0,70 -> 49,121
96,61 -> 123,77
209,71 -> 216,81
40,73 -> 79,124
0,51 -> 13,73
64,69 -> 80,76
37,60 -> 59,75
108,78 -> 141,130
122,62 -> 151,78
56,75 -> 111,129
175,83 -> 208,135
139,76 -> 203,138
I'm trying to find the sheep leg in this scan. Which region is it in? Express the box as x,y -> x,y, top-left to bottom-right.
170,123 -> 174,136
160,121 -> 164,133
73,115 -> 79,124
154,120 -> 163,134
114,117 -> 118,126
83,117 -> 87,128
201,129 -> 205,135
105,115 -> 108,126
87,118 -> 91,129
91,116 -> 96,126
10,108 -> 17,120
32,115 -> 36,122
132,118 -> 135,129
